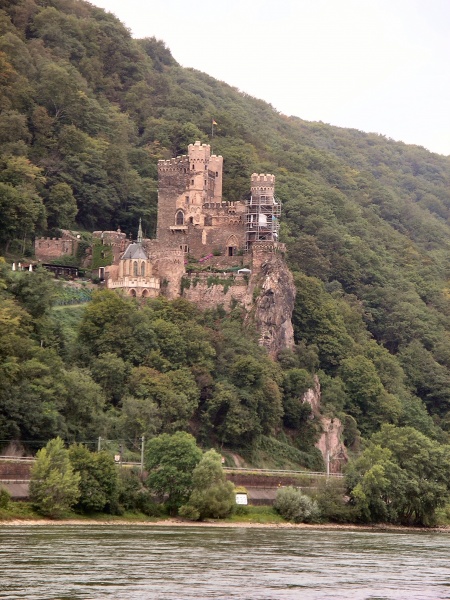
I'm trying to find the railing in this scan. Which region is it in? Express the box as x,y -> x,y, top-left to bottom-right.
0,456 -> 35,462
0,458 -> 345,478
223,467 -> 345,478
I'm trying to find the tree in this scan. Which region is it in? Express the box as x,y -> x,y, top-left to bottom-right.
68,444 -> 118,513
346,425 -> 450,525
29,437 -> 80,518
46,182 -> 77,229
145,431 -> 202,513
180,449 -> 235,520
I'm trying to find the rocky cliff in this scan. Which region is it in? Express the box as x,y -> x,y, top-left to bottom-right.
303,376 -> 348,474
247,253 -> 296,358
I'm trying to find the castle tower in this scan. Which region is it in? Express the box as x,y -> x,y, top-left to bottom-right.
156,141 -> 230,257
246,174 -> 280,250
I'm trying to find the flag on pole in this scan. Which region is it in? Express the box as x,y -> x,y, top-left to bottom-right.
212,119 -> 217,125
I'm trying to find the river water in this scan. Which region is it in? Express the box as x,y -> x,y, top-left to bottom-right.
1,525 -> 449,599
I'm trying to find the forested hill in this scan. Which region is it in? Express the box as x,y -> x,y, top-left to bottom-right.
3,0 -> 450,451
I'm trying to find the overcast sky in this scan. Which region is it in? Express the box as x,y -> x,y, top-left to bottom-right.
90,0 -> 450,156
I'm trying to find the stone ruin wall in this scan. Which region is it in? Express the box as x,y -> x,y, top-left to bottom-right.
182,273 -> 249,311
34,232 -> 78,263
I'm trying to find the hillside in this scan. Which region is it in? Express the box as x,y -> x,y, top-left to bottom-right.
2,0 -> 450,459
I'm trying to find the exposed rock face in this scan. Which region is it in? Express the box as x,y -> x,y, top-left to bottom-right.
246,253 -> 295,358
303,376 -> 348,473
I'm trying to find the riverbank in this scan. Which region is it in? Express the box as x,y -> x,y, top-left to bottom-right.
2,517 -> 449,532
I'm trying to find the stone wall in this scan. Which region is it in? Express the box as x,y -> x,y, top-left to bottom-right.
34,233 -> 78,263
93,230 -> 127,265
182,273 -> 248,311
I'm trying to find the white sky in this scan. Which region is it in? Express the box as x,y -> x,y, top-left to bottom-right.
90,0 -> 450,156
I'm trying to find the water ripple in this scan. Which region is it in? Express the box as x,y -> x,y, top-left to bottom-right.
0,526 -> 449,599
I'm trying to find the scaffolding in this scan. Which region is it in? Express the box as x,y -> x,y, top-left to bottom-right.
245,191 -> 281,251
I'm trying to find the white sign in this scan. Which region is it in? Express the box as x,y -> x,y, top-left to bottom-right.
235,493 -> 248,505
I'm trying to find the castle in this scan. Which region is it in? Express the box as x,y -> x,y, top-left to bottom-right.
34,141 -> 294,355
99,140 -> 285,299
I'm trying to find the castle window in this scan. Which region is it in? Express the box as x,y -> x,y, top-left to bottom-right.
141,262 -> 145,276
133,261 -> 138,276
175,210 -> 184,225
191,179 -> 194,185
185,196 -> 189,203
189,217 -> 193,224
216,172 -> 218,177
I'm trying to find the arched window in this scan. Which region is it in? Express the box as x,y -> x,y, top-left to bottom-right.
141,262 -> 145,276
133,261 -> 138,276
130,289 -> 136,297
176,210 -> 184,225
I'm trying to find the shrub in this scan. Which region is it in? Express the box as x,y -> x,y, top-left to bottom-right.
0,486 -> 10,509
179,504 -> 200,521
274,486 -> 320,523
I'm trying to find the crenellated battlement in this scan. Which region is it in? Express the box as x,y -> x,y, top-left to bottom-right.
251,173 -> 275,185
158,156 -> 189,173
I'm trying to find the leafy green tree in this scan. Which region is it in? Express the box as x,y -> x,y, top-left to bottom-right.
68,444 -> 118,513
339,356 -> 402,435
45,182 -> 77,229
180,449 -> 235,520
29,437 -> 80,518
61,367 -> 106,441
145,431 -> 202,513
282,368 -> 314,429
292,273 -> 353,371
346,425 -> 450,525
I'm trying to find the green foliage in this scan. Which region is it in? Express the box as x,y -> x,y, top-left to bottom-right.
0,486 -> 10,509
2,0 -> 450,505
274,486 -> 321,523
68,444 -> 118,513
346,425 -> 450,525
180,449 -> 235,520
312,479 -> 355,523
29,437 -> 80,518
145,431 -> 202,513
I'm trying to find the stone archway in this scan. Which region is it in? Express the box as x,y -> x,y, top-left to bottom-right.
129,289 -> 137,297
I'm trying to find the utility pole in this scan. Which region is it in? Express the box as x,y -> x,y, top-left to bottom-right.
140,435 -> 145,475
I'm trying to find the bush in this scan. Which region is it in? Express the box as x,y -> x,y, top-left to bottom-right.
179,504 -> 200,521
274,486 -> 321,523
312,479 -> 356,523
138,491 -> 164,517
0,486 -> 10,509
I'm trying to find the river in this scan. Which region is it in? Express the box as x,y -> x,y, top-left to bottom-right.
1,525 -> 449,599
